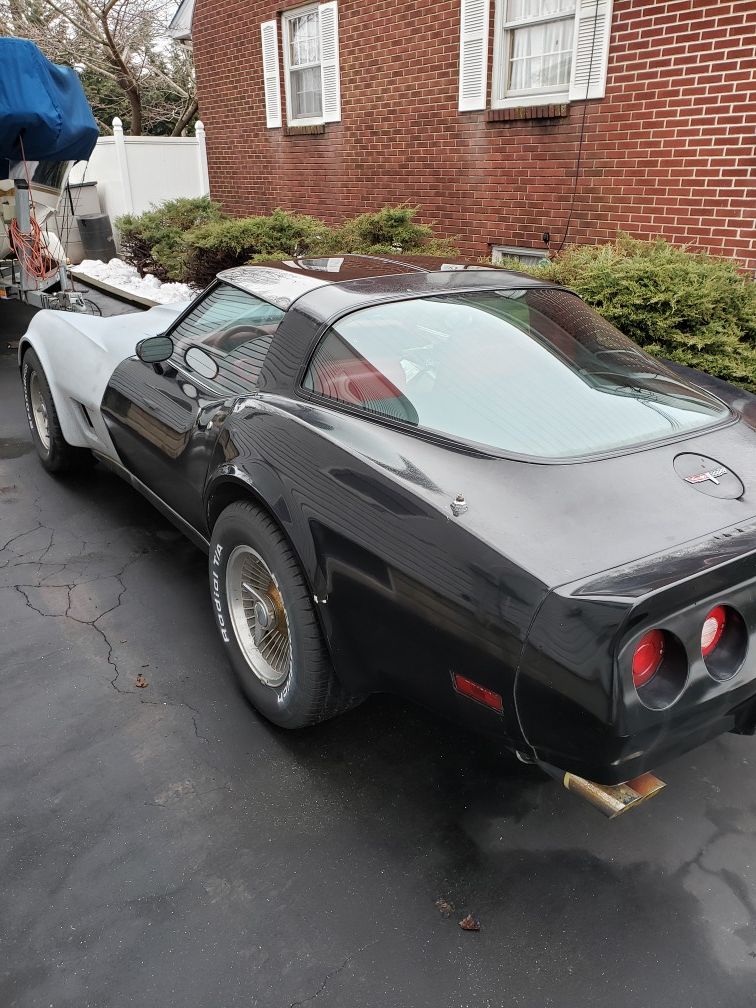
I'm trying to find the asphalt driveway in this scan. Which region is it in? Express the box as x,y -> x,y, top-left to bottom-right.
1,313 -> 755,1008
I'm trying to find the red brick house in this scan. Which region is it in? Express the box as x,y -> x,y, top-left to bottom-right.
183,0 -> 755,269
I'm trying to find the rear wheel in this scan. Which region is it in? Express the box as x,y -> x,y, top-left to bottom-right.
209,501 -> 357,728
21,348 -> 91,474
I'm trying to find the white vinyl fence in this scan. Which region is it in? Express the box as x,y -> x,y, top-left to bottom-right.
70,118 -> 210,224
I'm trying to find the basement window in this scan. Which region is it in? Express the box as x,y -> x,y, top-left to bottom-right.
491,245 -> 549,267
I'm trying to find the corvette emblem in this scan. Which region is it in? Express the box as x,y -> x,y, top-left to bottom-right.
685,467 -> 727,485
674,454 -> 743,499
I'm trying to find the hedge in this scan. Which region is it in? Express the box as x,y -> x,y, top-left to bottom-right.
117,197 -> 227,282
498,234 -> 756,392
116,204 -> 457,287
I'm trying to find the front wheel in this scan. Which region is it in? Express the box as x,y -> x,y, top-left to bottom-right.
21,348 -> 91,474
209,501 -> 356,728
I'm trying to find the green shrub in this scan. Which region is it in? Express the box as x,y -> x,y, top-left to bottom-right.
326,205 -> 458,257
117,199 -> 457,286
179,205 -> 458,286
116,197 -> 227,281
181,209 -> 334,288
498,235 -> 756,392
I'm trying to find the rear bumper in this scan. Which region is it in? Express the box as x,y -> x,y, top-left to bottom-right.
530,687 -> 756,785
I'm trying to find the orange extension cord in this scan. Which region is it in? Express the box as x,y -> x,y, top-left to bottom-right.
8,137 -> 57,285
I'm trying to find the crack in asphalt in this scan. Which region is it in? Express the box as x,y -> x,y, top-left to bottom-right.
13,558 -> 140,695
9,560 -> 70,583
37,528 -> 55,564
4,528 -> 208,740
669,811 -> 756,958
288,941 -> 378,1008
192,715 -> 209,742
0,524 -> 44,563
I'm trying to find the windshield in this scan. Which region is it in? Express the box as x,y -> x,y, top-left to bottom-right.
303,288 -> 730,459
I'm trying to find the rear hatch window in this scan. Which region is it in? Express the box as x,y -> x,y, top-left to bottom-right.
303,288 -> 730,459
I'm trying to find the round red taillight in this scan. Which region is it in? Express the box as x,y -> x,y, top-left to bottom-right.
702,605 -> 727,657
632,629 -> 666,688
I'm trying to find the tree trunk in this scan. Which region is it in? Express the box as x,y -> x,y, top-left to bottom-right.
126,85 -> 142,135
102,12 -> 143,135
171,97 -> 198,137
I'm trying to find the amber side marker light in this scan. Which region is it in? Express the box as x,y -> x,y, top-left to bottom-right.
452,673 -> 503,712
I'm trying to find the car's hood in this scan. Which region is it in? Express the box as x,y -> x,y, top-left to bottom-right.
56,300 -> 189,346
21,299 -> 189,355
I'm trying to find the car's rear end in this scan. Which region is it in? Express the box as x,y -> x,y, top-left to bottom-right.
516,519 -> 756,792
277,267 -> 756,813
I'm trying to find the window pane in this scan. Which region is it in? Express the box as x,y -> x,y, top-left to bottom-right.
508,0 -> 574,21
170,283 -> 285,393
291,66 -> 323,119
289,12 -> 320,67
304,292 -> 729,459
509,18 -> 573,90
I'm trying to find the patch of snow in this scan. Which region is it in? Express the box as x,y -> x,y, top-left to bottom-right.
75,258 -> 197,304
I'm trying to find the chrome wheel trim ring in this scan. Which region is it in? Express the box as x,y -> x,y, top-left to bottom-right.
29,372 -> 50,450
225,545 -> 292,688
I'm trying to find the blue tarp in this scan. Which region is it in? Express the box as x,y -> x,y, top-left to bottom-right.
0,38 -> 98,165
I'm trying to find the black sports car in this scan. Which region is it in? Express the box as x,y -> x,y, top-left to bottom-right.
20,255 -> 756,817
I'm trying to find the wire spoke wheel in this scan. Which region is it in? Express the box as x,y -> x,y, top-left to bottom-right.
29,371 -> 50,450
226,545 -> 292,688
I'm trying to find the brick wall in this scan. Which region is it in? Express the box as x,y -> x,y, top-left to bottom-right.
192,0 -> 756,269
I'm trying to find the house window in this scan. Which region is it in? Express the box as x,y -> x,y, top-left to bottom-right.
458,0 -> 614,113
494,0 -> 575,105
498,1 -> 575,97
283,7 -> 323,123
260,2 -> 340,129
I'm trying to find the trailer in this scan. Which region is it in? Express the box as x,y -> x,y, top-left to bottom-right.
0,38 -> 98,312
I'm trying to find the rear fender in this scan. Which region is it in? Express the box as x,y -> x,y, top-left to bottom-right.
203,462 -> 353,683
204,463 -> 322,592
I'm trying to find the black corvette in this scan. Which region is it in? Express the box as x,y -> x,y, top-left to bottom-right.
20,255 -> 756,816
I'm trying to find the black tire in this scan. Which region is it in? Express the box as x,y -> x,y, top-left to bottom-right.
21,348 -> 92,474
209,501 -> 355,728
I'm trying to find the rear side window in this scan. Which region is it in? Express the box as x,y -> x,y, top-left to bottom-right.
302,289 -> 730,459
171,282 -> 285,394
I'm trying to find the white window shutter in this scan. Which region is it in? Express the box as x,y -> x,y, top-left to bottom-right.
569,0 -> 613,101
458,0 -> 490,112
261,20 -> 282,128
319,2 -> 341,122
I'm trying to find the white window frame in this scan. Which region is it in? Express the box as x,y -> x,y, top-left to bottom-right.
491,245 -> 549,267
491,0 -> 577,109
282,3 -> 325,127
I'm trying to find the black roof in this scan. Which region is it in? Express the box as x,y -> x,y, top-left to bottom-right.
221,254 -> 555,312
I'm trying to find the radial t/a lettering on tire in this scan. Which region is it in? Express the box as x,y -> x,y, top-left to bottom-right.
208,500 -> 358,729
211,543 -> 230,644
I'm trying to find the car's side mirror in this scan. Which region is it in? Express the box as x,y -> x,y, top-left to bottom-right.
136,335 -> 174,364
